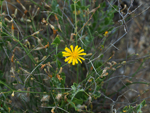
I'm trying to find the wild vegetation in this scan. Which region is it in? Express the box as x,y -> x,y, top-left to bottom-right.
0,0 -> 149,112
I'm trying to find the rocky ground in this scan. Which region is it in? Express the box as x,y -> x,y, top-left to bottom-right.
103,0 -> 150,112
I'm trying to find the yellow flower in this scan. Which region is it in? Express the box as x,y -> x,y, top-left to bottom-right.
104,31 -> 108,36
123,110 -> 126,112
62,45 -> 86,65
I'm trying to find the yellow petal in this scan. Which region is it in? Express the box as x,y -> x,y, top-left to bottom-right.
72,59 -> 75,65
70,45 -> 74,52
68,58 -> 73,64
77,58 -> 82,63
79,56 -> 85,61
75,59 -> 78,64
65,57 -> 71,62
78,49 -> 84,53
75,45 -> 78,51
62,52 -> 71,57
77,47 -> 81,51
62,51 -> 71,54
78,53 -> 86,55
65,47 -> 71,53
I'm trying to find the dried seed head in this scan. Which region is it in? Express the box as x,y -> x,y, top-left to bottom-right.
53,29 -> 58,35
46,62 -> 52,68
41,18 -> 47,24
51,107 -> 55,113
19,67 -> 30,74
11,54 -> 14,63
125,79 -> 133,84
35,37 -> 43,47
14,9 -> 18,18
101,67 -> 109,77
102,68 -> 107,74
41,64 -> 46,69
15,46 -> 21,52
64,95 -> 67,102
56,93 -> 62,101
33,47 -> 45,51
31,30 -> 40,36
58,67 -> 63,74
11,23 -> 14,30
105,67 -> 110,70
56,74 -> 63,81
77,104 -> 86,112
17,0 -> 21,3
34,57 -> 39,62
54,14 -> 58,21
112,67 -> 116,71
24,10 -> 28,14
49,24 -> 55,30
24,39 -> 28,44
41,95 -> 50,102
10,67 -> 15,75
12,83 -> 17,85
40,56 -> 47,61
70,33 -> 75,41
44,68 -> 47,73
26,19 -> 31,22
17,89 -> 22,91
20,17 -> 31,23
112,61 -> 117,65
117,65 -> 122,68
85,53 -> 92,56
107,62 -> 112,66
121,61 -> 126,65
88,96 -> 92,104
33,7 -> 40,17
5,18 -> 13,23
20,3 -> 26,11
11,91 -> 15,97
48,75 -> 52,78
44,42 -> 49,48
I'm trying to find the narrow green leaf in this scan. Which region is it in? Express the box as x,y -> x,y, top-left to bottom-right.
51,36 -> 60,46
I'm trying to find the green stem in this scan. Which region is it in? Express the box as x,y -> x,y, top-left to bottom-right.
2,31 -> 36,64
56,45 -> 58,68
74,0 -> 78,45
0,80 -> 13,91
77,64 -> 79,83
74,0 -> 79,83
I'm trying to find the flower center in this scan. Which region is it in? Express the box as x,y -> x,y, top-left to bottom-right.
72,51 -> 78,59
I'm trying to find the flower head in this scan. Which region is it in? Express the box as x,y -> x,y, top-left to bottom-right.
62,45 -> 86,65
104,31 -> 108,37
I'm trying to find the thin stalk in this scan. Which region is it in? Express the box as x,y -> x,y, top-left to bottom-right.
74,0 -> 77,45
0,80 -> 13,91
56,45 -> 58,68
2,31 -> 36,64
74,0 -> 79,83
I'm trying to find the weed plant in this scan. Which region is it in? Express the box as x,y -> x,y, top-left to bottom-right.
0,0 -> 148,113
